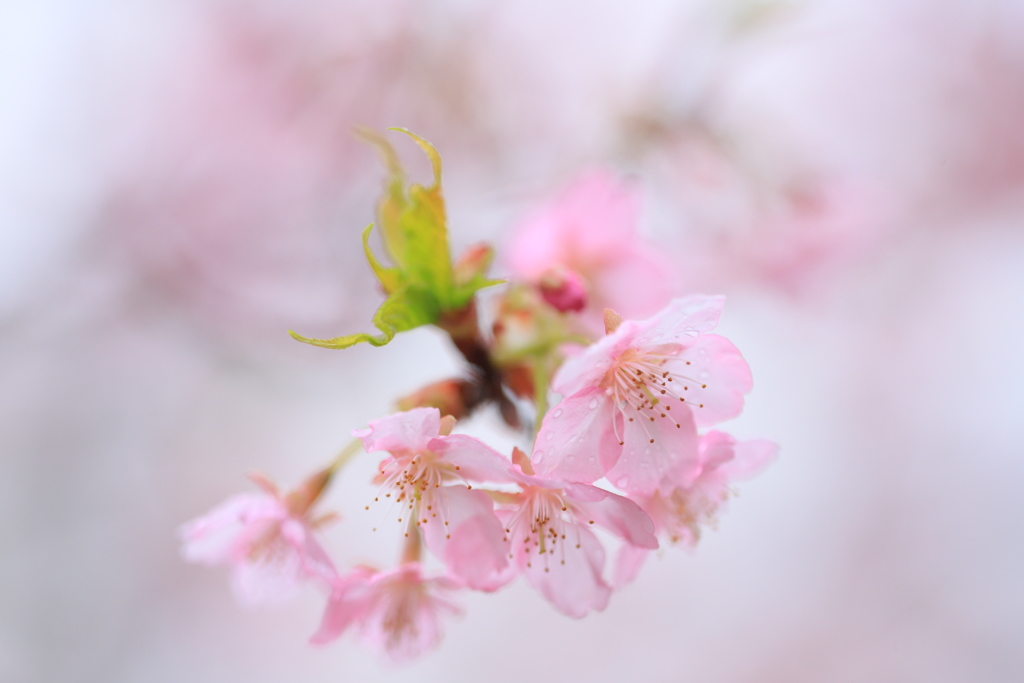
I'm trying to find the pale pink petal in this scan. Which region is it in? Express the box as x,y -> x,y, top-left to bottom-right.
563,483 -> 658,549
356,408 -> 440,455
178,494 -> 285,565
532,387 -> 620,483
232,548 -> 306,605
553,170 -> 640,257
520,525 -> 611,618
605,406 -> 700,494
429,435 -> 516,484
714,436 -> 779,480
421,487 -> 509,591
631,295 -> 726,346
505,210 -> 571,279
278,517 -> 339,583
551,333 -> 625,397
589,245 -> 675,321
666,333 -> 752,427
506,170 -> 641,279
359,565 -> 462,662
310,567 -> 377,645
613,543 -> 651,588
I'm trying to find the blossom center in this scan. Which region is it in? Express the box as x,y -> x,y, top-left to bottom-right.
369,451 -> 466,538
601,344 -> 707,445
507,488 -> 581,572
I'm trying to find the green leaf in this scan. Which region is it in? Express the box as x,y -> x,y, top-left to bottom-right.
291,128 -> 500,350
289,285 -> 438,349
361,224 -> 401,295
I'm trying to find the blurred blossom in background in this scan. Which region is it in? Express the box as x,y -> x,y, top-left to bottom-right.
2,0 -> 1024,680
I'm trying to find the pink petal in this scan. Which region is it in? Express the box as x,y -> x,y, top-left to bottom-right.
310,568 -> 376,645
429,434 -> 516,484
356,408 -> 440,455
563,483 -> 658,549
627,295 -> 726,349
532,387 -> 621,483
279,517 -> 339,584
421,487 -> 510,591
178,494 -> 285,565
589,245 -> 675,321
666,333 -> 752,427
605,405 -> 700,495
613,543 -> 651,588
506,170 -> 641,279
359,565 -> 462,662
232,552 -> 305,605
551,333 -> 624,397
714,436 -> 779,480
519,525 -> 611,618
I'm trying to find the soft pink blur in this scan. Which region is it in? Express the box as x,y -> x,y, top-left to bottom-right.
2,0 -> 1023,681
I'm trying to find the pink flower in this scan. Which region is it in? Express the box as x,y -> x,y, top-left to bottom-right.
311,563 -> 462,662
505,170 -> 674,326
533,296 -> 753,494
179,472 -> 338,604
615,431 -> 777,586
496,449 -> 658,618
358,408 -> 513,590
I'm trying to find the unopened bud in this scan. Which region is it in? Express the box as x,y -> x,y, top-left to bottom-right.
284,467 -> 332,516
453,242 -> 494,287
397,379 -> 471,419
538,267 -> 587,313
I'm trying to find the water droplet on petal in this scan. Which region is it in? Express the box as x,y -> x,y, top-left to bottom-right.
545,432 -> 554,441
588,398 -> 599,409
553,409 -> 563,418
534,449 -> 545,460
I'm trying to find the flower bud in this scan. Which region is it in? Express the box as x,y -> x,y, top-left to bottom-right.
538,267 -> 588,313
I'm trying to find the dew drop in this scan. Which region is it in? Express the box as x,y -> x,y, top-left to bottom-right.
553,409 -> 563,418
545,432 -> 554,441
588,398 -> 599,409
534,449 -> 545,460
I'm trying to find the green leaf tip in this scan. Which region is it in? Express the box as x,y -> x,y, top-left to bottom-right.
290,128 -> 500,351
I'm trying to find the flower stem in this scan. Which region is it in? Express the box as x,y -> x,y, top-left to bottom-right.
328,438 -> 363,476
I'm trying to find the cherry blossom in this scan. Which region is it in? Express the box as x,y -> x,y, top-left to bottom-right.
311,563 -> 462,662
495,449 -> 658,617
505,170 -> 674,326
178,471 -> 338,604
358,408 -> 513,590
615,431 -> 777,586
533,296 -> 753,494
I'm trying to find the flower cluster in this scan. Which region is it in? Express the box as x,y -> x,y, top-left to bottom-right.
179,131 -> 775,662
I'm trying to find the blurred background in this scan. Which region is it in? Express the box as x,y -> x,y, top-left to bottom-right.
2,0 -> 1023,681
